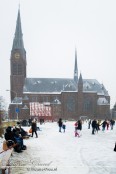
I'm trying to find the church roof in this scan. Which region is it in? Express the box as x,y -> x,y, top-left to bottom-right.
83,79 -> 109,96
23,78 -> 109,96
23,78 -> 77,93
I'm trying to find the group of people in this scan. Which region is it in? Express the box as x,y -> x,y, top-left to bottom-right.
58,117 -> 115,138
57,118 -> 83,137
4,125 -> 27,153
90,119 -> 115,135
57,118 -> 66,133
4,118 -> 39,153
4,117 -> 115,153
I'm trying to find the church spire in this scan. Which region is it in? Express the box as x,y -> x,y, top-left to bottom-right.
74,48 -> 78,83
78,73 -> 83,83
12,8 -> 25,51
78,73 -> 83,92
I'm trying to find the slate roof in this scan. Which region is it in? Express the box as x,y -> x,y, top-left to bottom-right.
23,78 -> 77,93
23,78 -> 109,96
83,79 -> 109,96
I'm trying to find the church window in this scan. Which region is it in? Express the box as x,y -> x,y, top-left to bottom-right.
13,63 -> 22,75
18,64 -> 22,75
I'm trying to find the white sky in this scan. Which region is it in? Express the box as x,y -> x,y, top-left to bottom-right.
0,0 -> 116,108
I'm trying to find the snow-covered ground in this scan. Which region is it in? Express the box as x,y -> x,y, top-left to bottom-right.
0,121 -> 116,174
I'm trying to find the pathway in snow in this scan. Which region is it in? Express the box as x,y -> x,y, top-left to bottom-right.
9,121 -> 116,174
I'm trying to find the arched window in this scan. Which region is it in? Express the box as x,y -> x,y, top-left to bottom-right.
13,63 -> 22,75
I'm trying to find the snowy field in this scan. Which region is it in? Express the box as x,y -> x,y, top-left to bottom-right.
0,121 -> 116,174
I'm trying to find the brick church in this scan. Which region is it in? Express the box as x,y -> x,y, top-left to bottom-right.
8,9 -> 110,121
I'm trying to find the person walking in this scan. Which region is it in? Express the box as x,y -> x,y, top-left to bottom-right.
58,118 -> 63,132
31,119 -> 38,138
92,119 -> 97,134
101,119 -> 107,131
110,119 -> 115,130
74,121 -> 80,137
88,119 -> 91,129
62,121 -> 66,133
77,119 -> 82,136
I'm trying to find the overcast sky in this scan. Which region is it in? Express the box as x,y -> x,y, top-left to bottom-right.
0,0 -> 116,108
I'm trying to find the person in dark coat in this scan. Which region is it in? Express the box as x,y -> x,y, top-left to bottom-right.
92,119 -> 97,134
4,126 -> 15,142
101,119 -> 107,131
110,119 -> 115,130
77,120 -> 82,131
13,128 -> 26,151
4,126 -> 25,152
88,119 -> 91,129
31,119 -> 38,138
58,118 -> 63,132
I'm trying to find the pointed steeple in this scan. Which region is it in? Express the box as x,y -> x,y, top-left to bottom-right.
78,73 -> 83,83
74,48 -> 78,83
12,8 -> 25,51
78,73 -> 83,92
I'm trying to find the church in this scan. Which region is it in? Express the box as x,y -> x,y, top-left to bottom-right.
8,9 -> 110,121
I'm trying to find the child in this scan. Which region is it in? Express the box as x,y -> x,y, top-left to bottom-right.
74,121 -> 80,137
62,123 -> 66,133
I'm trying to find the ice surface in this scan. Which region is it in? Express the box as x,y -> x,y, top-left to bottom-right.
0,121 -> 116,174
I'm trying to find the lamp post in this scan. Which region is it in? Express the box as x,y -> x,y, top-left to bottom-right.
6,89 -> 19,120
0,96 -> 5,123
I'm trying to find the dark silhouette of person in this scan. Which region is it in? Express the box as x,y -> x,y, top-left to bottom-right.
31,119 -> 38,138
58,118 -> 63,132
92,119 -> 97,134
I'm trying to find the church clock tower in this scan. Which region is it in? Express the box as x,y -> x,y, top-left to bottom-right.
10,9 -> 26,101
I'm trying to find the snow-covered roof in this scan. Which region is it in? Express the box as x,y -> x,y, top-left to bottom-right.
23,78 -> 109,96
11,97 -> 22,104
21,105 -> 29,109
83,79 -> 109,96
23,78 -> 77,93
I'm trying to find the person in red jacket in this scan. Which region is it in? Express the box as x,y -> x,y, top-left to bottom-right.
74,121 -> 80,137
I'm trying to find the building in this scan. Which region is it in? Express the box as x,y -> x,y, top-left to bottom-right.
8,9 -> 110,121
111,103 -> 116,120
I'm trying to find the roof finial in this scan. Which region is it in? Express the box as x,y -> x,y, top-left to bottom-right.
18,1 -> 20,10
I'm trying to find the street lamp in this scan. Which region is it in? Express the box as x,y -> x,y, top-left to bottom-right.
6,89 -> 19,120
0,96 -> 5,122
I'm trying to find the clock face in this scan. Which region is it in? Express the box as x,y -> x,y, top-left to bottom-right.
14,53 -> 20,59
